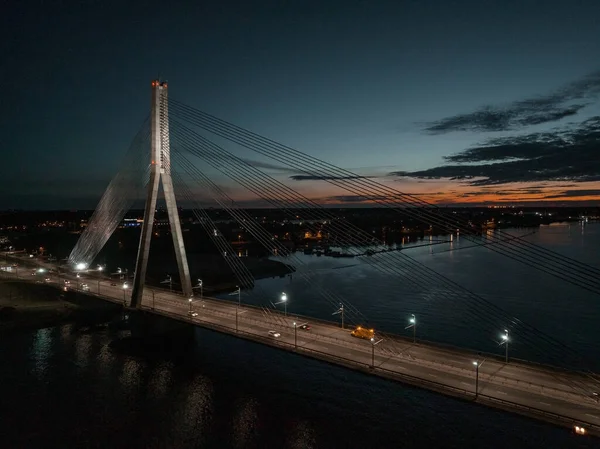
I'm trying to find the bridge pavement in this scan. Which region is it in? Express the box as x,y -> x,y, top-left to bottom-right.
1,252 -> 599,436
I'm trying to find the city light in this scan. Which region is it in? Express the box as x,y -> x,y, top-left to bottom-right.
76,263 -> 87,271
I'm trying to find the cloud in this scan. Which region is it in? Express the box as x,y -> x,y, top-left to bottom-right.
544,189 -> 600,199
392,116 -> 600,186
455,188 -> 546,198
290,175 -> 374,181
423,71 -> 600,133
239,158 -> 298,174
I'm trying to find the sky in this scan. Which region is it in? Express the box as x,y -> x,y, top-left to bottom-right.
1,0 -> 599,209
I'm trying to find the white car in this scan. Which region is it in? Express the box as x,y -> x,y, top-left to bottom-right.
188,311 -> 198,317
268,330 -> 281,338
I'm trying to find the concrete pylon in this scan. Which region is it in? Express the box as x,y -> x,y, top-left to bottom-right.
130,80 -> 193,308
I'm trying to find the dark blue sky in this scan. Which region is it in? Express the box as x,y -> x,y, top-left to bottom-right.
2,0 -> 599,209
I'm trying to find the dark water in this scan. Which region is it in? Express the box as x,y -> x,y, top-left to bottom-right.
1,223 -> 599,447
1,324 -> 596,448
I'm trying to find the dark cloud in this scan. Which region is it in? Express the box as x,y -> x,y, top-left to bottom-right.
392,116 -> 600,186
423,71 -> 600,133
324,195 -> 386,203
290,175 -> 373,181
456,188 -> 546,198
544,189 -> 600,199
239,158 -> 298,174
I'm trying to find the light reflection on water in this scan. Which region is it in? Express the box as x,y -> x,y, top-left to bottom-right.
231,397 -> 258,449
1,321 -> 597,448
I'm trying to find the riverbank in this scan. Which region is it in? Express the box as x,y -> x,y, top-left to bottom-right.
146,255 -> 295,293
0,281 -> 120,333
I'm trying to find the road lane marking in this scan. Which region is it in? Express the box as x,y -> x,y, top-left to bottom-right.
539,402 -> 551,406
496,391 -> 507,395
585,414 -> 598,419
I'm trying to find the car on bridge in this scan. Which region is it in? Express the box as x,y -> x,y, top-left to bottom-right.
188,311 -> 198,317
268,330 -> 281,338
351,326 -> 375,340
299,324 -> 311,330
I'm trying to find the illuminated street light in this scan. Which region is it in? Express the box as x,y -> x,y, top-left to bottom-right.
76,263 -> 87,271
188,297 -> 193,314
370,337 -> 383,369
282,292 -> 287,316
499,329 -> 509,363
405,314 -> 416,343
472,360 -> 484,398
293,321 -> 297,349
275,292 -> 288,316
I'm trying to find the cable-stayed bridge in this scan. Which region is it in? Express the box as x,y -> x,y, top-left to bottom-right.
4,80 -> 600,437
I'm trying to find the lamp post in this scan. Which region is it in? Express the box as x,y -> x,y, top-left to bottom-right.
500,329 -> 509,363
405,314 -> 416,343
293,321 -> 297,349
472,360 -> 481,398
370,337 -> 383,369
332,304 -> 344,329
371,338 -> 375,369
281,292 -> 287,316
188,297 -> 193,314
122,283 -> 128,306
151,290 -> 155,310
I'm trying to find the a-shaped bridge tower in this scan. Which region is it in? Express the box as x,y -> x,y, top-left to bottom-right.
130,80 -> 193,308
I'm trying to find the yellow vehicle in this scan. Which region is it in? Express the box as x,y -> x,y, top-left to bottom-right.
351,326 -> 375,340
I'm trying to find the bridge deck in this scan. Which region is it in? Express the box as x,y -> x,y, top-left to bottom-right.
2,253 -> 599,437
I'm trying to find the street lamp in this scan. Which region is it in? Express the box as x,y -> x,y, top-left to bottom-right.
332,304 -> 344,329
405,314 -> 416,343
188,297 -> 193,314
281,292 -> 287,316
122,283 -> 129,306
370,337 -> 383,369
293,321 -> 297,349
472,360 -> 483,398
161,274 -> 172,291
500,329 -> 509,363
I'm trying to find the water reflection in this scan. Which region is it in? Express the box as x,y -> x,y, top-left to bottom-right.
286,420 -> 317,449
169,374 -> 214,447
146,362 -> 174,399
31,328 -> 53,380
74,333 -> 92,369
119,358 -> 144,388
231,397 -> 258,448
